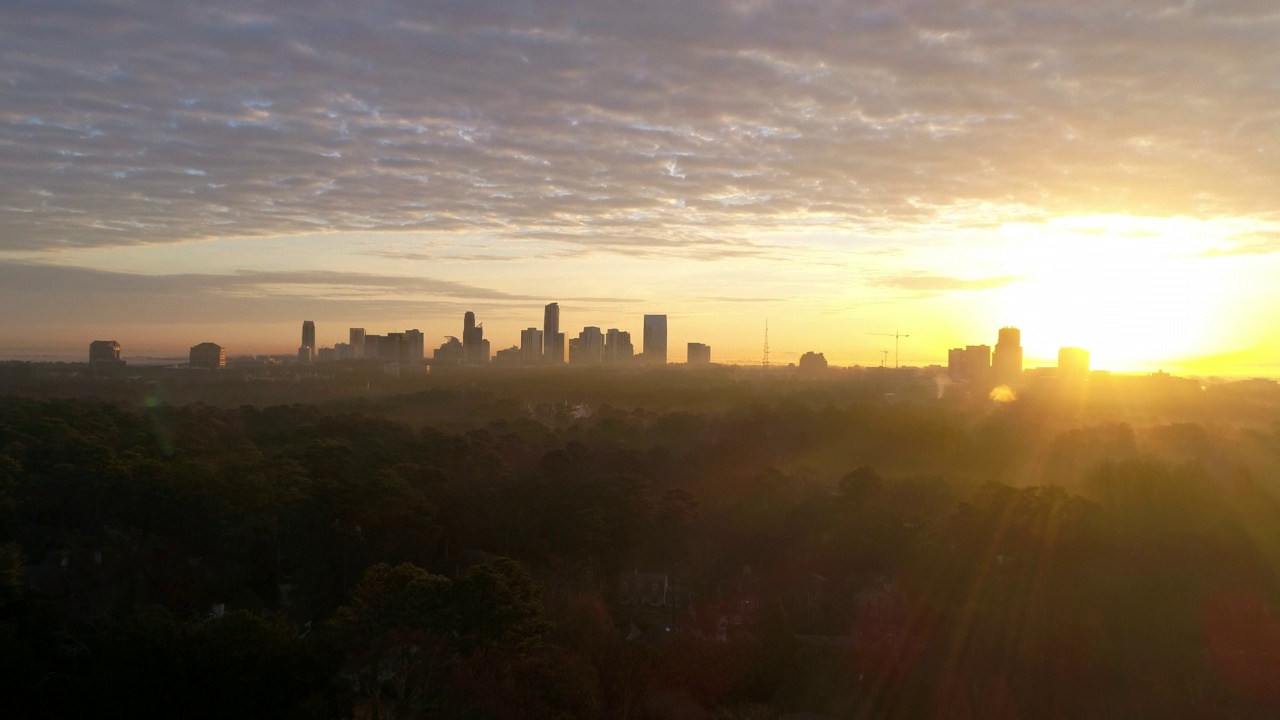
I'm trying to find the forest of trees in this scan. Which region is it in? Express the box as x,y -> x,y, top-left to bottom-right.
3,365 -> 1280,718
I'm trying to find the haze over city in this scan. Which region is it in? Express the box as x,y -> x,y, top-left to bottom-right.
3,0 -> 1279,373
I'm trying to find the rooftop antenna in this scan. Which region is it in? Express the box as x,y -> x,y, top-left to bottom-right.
868,331 -> 911,368
763,320 -> 770,370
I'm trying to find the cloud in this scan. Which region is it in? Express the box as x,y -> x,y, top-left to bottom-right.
1,0 -> 1278,256
876,272 -> 1021,292
0,260 -> 637,324
1199,232 -> 1280,257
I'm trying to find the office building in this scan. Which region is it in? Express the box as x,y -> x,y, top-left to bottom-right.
798,351 -> 828,372
493,346 -> 522,366
643,314 -> 668,365
687,343 -> 712,365
349,328 -> 366,359
334,342 -> 353,360
964,345 -> 991,383
569,327 -> 605,365
380,332 -> 409,368
948,347 -> 967,382
317,347 -> 336,362
992,326 -> 1023,385
363,334 -> 382,361
462,312 -> 487,365
1058,347 -> 1091,379
190,342 -> 226,369
404,329 -> 425,367
301,321 -> 316,362
605,329 -> 634,363
433,336 -> 464,365
520,327 -> 544,366
89,340 -> 121,363
543,303 -> 562,364
88,340 -> 126,375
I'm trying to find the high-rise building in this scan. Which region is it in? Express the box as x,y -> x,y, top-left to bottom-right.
335,342 -> 353,360
964,345 -> 992,383
384,332 -> 410,368
493,346 -> 522,366
687,343 -> 711,364
543,303 -> 562,364
404,329 -> 425,367
190,342 -> 226,369
301,321 -> 316,361
1058,347 -> 1090,379
520,327 -> 544,366
462,312 -> 486,365
798,351 -> 828,372
433,336 -> 464,365
89,340 -> 121,363
992,326 -> 1023,385
364,334 -> 382,361
88,340 -> 126,375
570,327 -> 605,365
605,329 -> 634,363
349,328 -> 366,359
643,314 -> 668,365
947,347 -> 967,381
297,346 -> 313,364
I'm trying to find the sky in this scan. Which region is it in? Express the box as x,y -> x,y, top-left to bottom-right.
2,0 -> 1278,373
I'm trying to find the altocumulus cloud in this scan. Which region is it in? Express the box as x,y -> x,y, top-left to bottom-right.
2,0 -> 1277,254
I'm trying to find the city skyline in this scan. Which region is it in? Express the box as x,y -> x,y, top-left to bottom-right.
2,2 -> 1279,375
81,315 -> 1170,379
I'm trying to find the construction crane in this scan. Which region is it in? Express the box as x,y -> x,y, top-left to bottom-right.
868,331 -> 910,368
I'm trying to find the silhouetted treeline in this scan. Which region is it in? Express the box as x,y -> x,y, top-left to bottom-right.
3,376 -> 1280,718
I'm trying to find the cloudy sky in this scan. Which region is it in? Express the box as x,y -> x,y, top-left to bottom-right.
3,0 -> 1278,371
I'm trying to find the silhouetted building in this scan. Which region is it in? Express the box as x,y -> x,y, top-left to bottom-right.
570,327 -> 605,365
404,329 -> 425,367
962,345 -> 988,384
493,345 -> 521,366
88,340 -> 126,375
461,312 -> 487,365
89,340 -> 121,363
301,321 -> 316,363
363,334 -> 383,360
335,342 -> 353,360
433,336 -> 464,365
349,328 -> 366,359
520,327 -> 544,366
687,342 -> 711,364
1058,347 -> 1090,379
190,342 -> 226,369
992,326 -> 1023,385
543,303 -> 562,364
799,351 -> 828,372
317,347 -> 336,362
643,314 -> 668,365
605,329 -> 634,363
948,347 -> 966,381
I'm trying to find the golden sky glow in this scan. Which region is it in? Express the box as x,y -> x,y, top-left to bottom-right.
2,1 -> 1278,374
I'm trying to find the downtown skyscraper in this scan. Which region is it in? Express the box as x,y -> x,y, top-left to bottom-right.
643,314 -> 668,365
543,302 -> 564,364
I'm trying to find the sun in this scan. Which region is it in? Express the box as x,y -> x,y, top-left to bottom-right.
990,216 -> 1236,372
